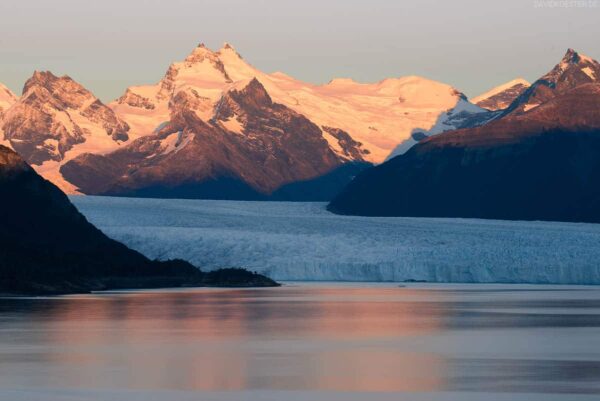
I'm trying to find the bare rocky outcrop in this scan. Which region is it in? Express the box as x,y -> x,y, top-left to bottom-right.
322,126 -> 369,161
504,49 -> 600,115
61,79 -> 357,199
2,71 -> 129,165
474,79 -> 530,111
116,89 -> 156,110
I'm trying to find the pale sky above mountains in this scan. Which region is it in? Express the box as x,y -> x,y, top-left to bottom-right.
0,0 -> 598,102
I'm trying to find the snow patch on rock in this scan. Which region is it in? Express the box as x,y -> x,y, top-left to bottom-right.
472,78 -> 530,105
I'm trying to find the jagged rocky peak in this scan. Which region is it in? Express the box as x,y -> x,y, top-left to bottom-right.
213,78 -> 269,116
154,44 -> 234,101
20,71 -> 130,134
228,78 -> 273,107
22,71 -> 91,109
219,42 -> 242,57
112,40 -> 482,165
504,49 -> 599,115
562,48 -> 595,65
183,43 -> 231,79
61,73 -> 351,199
542,48 -> 599,83
185,42 -> 215,62
116,88 -> 156,110
211,78 -> 273,131
2,70 -> 129,165
564,48 -> 581,63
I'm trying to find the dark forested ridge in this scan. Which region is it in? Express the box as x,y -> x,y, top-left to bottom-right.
0,145 -> 277,295
329,84 -> 600,223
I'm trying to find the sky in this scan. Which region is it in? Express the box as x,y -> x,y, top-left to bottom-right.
0,0 -> 599,102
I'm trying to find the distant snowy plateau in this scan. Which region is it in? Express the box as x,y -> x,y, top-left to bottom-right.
73,197 -> 600,285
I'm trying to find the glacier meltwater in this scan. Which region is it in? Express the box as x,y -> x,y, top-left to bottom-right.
72,196 -> 600,284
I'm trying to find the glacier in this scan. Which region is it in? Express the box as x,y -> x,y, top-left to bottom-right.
71,196 -> 600,285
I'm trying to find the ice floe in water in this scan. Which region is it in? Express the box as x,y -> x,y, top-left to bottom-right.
72,196 -> 600,284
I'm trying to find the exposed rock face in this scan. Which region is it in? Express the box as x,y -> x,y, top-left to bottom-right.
330,49 -> 600,221
322,126 -> 369,161
0,144 -> 277,295
3,43 -> 487,197
61,79 -> 359,199
111,43 -> 483,164
98,43 -> 384,199
504,49 -> 600,115
1,71 -> 129,166
329,83 -> 600,222
473,79 -> 530,111
116,89 -> 156,110
9,44 -> 595,202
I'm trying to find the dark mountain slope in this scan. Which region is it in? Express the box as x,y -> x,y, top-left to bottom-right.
328,84 -> 600,223
503,49 -> 599,116
60,79 -> 365,200
0,145 -> 276,294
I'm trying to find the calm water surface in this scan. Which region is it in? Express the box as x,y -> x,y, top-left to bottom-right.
1,283 -> 600,401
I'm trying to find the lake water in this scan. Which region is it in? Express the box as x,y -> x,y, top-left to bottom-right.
2,283 -> 600,401
71,197 -> 600,284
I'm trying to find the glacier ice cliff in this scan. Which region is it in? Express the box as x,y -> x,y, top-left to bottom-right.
72,197 -> 600,285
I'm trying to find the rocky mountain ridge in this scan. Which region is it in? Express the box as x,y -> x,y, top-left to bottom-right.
329,49 -> 600,223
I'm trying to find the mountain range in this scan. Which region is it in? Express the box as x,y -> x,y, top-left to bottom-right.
5,44 -> 600,293
329,49 -> 600,223
0,42 -> 492,200
2,44 -> 599,212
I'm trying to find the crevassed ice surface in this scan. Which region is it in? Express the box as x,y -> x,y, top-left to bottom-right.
72,197 -> 600,284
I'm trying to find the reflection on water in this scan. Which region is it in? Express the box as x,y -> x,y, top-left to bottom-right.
1,284 -> 600,396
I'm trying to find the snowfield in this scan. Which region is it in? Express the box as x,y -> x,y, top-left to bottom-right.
72,197 -> 600,284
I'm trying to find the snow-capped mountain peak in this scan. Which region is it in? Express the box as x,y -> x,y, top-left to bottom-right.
502,49 -> 600,115
562,48 -> 580,63
220,42 -> 241,56
111,41 -> 485,163
472,78 -> 531,111
1,71 -> 130,192
542,48 -> 599,83
185,43 -> 223,64
560,48 -> 592,66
